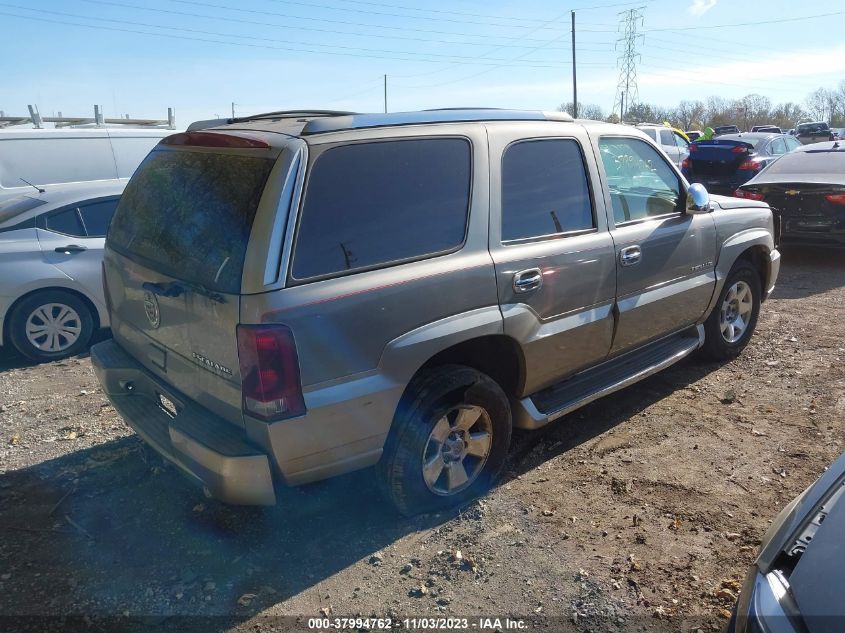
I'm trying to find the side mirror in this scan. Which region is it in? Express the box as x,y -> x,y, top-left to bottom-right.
686,183 -> 711,214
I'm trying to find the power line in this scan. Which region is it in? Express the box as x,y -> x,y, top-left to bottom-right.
81,0 -> 586,46
0,10 -> 568,67
0,3 -> 575,63
645,9 -> 845,32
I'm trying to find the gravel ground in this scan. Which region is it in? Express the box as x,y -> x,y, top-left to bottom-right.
0,246 -> 843,633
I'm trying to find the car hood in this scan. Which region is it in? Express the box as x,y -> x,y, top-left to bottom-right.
789,489 -> 845,633
709,193 -> 768,210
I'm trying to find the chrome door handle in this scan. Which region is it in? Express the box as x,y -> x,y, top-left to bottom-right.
620,245 -> 642,266
513,268 -> 543,293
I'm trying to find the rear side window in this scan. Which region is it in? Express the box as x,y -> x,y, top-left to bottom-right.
108,150 -> 275,293
291,138 -> 471,281
659,130 -> 674,146
768,138 -> 787,155
79,198 -> 119,237
501,139 -> 594,242
45,208 -> 85,237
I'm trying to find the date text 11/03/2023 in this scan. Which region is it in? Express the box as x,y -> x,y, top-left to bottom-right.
307,617 -> 528,630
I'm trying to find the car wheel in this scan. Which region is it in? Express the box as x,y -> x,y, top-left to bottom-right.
8,290 -> 95,363
376,365 -> 512,516
700,261 -> 761,361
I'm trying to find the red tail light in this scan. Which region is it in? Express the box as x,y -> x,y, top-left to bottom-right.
689,143 -> 698,153
825,194 -> 845,205
738,159 -> 762,171
237,324 -> 305,422
161,131 -> 270,149
734,188 -> 764,201
731,145 -> 749,154
681,157 -> 691,170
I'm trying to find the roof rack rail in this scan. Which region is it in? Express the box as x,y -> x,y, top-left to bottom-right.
301,109 -> 573,136
0,104 -> 176,129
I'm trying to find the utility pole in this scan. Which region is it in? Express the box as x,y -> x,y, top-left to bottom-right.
620,91 -> 625,123
571,11 -> 577,119
231,102 -> 235,118
613,7 -> 644,123
384,74 -> 388,113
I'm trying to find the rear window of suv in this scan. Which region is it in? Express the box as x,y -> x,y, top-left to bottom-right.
108,149 -> 275,293
291,138 -> 471,281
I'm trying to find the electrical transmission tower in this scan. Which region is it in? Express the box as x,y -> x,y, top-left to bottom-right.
613,7 -> 645,121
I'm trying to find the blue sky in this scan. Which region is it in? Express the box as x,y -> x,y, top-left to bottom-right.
1,0 -> 844,126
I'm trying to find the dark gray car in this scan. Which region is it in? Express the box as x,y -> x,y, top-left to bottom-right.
729,451 -> 845,633
90,109 -> 780,515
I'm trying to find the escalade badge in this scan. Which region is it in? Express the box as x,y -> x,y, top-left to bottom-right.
143,291 -> 161,329
785,190 -> 800,196
192,353 -> 233,376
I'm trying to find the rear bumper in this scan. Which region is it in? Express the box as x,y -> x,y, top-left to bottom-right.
90,339 -> 276,505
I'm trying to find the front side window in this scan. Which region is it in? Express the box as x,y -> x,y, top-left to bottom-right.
598,137 -> 682,225
291,138 -> 471,281
501,139 -> 594,242
675,133 -> 690,152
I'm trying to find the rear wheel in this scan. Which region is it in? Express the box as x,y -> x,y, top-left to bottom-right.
377,365 -> 512,516
8,290 -> 95,363
699,261 -> 761,361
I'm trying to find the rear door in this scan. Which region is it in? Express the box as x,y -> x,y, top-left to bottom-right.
593,135 -> 717,354
487,123 -> 616,394
104,138 -> 282,424
35,197 -> 120,305
659,129 -> 682,166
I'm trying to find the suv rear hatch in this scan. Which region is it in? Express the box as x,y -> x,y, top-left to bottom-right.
103,132 -> 281,425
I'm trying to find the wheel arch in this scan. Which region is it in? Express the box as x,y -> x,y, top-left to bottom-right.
2,286 -> 102,346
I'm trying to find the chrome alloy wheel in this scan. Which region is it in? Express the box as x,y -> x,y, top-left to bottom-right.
719,281 -> 753,344
25,303 -> 82,352
422,404 -> 493,496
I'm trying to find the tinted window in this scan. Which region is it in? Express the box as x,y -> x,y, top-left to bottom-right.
45,207 -> 85,236
659,129 -> 674,146
768,138 -> 787,155
79,198 -> 119,237
598,137 -> 682,224
501,139 -> 593,241
292,138 -> 470,280
109,149 -> 275,294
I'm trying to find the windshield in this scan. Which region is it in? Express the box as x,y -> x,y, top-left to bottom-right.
107,149 -> 275,293
0,194 -> 46,224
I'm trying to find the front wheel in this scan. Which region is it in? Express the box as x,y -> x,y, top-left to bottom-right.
699,261 -> 761,361
376,365 -> 512,516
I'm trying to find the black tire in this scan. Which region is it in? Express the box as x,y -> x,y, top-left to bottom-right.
699,261 -> 761,361
7,290 -> 95,363
376,365 -> 512,516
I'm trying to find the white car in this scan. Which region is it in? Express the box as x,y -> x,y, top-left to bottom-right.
0,180 -> 124,361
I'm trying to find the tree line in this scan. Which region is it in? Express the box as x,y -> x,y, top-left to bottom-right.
559,81 -> 845,131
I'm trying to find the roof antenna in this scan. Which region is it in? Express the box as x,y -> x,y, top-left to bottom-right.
20,178 -> 45,193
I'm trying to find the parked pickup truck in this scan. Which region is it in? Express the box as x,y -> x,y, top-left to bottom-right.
91,109 -> 780,515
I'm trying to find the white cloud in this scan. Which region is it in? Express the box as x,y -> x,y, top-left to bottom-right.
688,0 -> 718,16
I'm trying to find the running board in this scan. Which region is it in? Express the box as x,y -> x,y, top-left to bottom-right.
513,325 -> 704,430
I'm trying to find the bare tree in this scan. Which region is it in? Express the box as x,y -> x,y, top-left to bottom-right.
558,102 -> 605,120
674,100 -> 706,130
805,88 -> 833,122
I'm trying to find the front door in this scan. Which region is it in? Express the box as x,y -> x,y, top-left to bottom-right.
35,197 -> 120,306
487,123 -> 617,395
593,135 -> 717,355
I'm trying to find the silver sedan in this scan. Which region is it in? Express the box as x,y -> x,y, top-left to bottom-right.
0,180 -> 124,362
